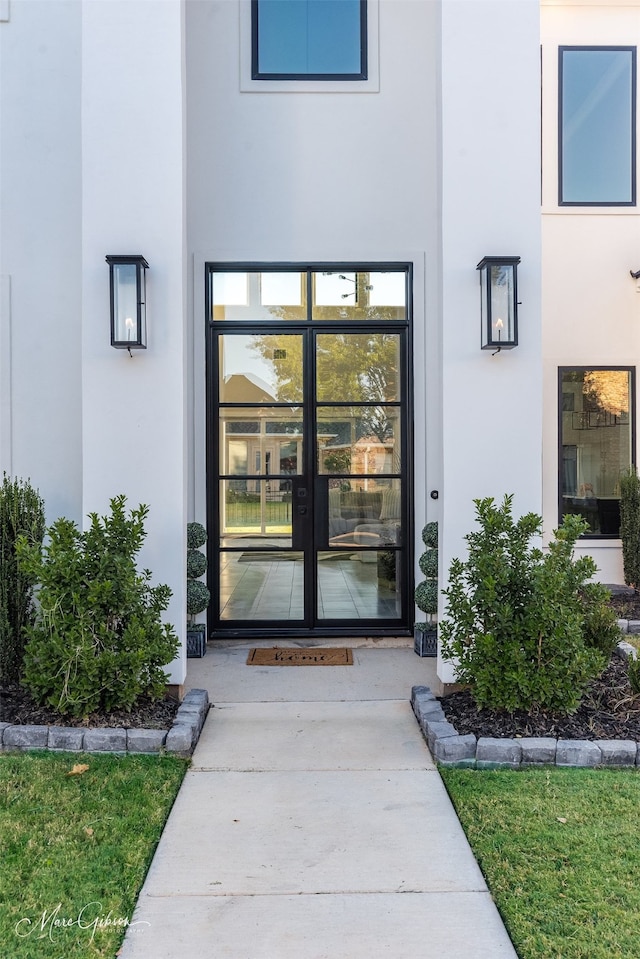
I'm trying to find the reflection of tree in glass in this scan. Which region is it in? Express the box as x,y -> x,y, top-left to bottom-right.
582,370 -> 629,416
249,334 -> 303,403
323,449 -> 352,473
316,333 -> 398,403
250,332 -> 398,447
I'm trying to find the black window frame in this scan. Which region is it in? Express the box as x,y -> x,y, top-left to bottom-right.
558,366 -> 636,539
558,45 -> 637,207
251,0 -> 368,81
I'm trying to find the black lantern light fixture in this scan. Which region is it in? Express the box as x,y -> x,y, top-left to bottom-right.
476,256 -> 520,353
106,255 -> 148,352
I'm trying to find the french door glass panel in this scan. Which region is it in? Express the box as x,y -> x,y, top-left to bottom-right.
316,333 -> 400,402
317,406 -> 401,474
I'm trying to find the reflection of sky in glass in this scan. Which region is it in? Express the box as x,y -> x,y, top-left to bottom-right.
314,271 -> 406,307
369,272 -> 405,307
562,49 -> 633,203
221,335 -> 279,395
315,272 -> 357,305
212,273 -> 248,305
256,0 -> 363,76
260,272 -> 302,306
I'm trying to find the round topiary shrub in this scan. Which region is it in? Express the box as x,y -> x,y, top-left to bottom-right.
187,579 -> 211,616
187,522 -> 207,549
415,580 -> 438,615
418,547 -> 438,580
422,522 -> 438,548
187,548 -> 207,580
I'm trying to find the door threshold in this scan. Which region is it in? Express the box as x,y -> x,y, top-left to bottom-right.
210,635 -> 413,649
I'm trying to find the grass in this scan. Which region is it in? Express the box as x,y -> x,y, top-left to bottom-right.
0,751 -> 188,958
440,766 -> 640,959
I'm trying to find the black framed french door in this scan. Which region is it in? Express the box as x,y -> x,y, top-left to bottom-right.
206,264 -> 413,637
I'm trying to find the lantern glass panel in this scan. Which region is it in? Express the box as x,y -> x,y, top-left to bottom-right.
490,264 -> 515,344
480,270 -> 489,347
138,264 -> 147,345
113,263 -> 138,344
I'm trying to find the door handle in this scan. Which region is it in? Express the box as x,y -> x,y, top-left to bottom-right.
297,505 -> 308,516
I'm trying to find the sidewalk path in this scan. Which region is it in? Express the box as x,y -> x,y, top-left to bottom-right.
120,644 -> 517,958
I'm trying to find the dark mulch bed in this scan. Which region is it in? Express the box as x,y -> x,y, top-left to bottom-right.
0,684 -> 180,729
608,591 -> 640,621
440,655 -> 640,741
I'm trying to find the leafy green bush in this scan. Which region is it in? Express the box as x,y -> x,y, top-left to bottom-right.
628,656 -> 640,695
439,495 -> 609,714
580,582 -> 621,658
17,495 -> 178,717
0,475 -> 45,684
620,468 -> 640,590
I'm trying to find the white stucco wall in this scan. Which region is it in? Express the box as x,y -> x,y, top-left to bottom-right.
0,0 -> 82,522
542,0 -> 640,584
81,0 -> 188,684
438,0 -> 543,683
185,0 -> 442,593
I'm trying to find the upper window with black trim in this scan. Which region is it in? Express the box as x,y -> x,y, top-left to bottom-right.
251,0 -> 367,80
559,368 -> 635,537
559,46 -> 636,206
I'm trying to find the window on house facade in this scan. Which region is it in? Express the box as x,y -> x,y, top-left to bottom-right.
559,368 -> 634,536
559,47 -> 636,205
251,0 -> 367,80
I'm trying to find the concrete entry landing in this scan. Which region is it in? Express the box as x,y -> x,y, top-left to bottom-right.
119,645 -> 517,958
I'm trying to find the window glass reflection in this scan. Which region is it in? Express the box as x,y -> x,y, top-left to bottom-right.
218,334 -> 303,403
316,333 -> 400,402
560,369 -> 633,535
210,271 -> 306,321
312,272 -> 406,320
561,48 -> 635,204
317,406 -> 400,474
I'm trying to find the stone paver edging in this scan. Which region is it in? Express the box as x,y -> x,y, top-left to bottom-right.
411,684 -> 640,769
0,688 -> 210,757
411,641 -> 640,769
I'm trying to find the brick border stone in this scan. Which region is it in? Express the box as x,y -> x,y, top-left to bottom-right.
0,688 -> 210,757
411,644 -> 640,768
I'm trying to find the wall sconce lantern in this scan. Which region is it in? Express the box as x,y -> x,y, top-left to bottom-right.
106,255 -> 148,351
476,256 -> 520,353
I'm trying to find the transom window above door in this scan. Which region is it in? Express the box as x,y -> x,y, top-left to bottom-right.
208,268 -> 407,322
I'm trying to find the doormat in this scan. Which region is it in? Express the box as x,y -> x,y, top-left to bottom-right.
247,647 -> 354,666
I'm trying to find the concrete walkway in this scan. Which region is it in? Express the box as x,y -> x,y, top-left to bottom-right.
120,644 -> 517,958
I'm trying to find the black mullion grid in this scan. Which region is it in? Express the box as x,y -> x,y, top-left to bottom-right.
305,328 -> 317,626
218,399 -> 304,553
206,262 -> 412,635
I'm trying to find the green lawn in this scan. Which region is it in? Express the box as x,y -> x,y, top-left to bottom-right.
440,766 -> 640,959
0,751 -> 188,958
